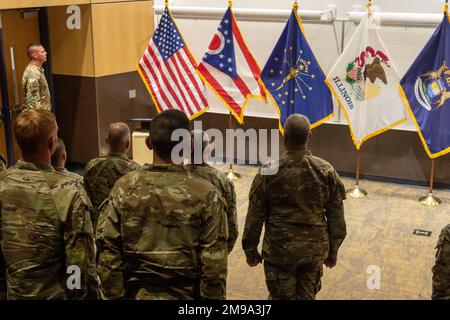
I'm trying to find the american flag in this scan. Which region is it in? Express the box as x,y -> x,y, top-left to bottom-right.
198,7 -> 266,124
138,8 -> 209,119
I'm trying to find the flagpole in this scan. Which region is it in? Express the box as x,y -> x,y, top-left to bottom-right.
346,149 -> 368,199
226,112 -> 241,181
419,159 -> 441,206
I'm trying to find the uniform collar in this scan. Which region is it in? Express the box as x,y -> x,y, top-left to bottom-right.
15,160 -> 55,172
142,163 -> 187,173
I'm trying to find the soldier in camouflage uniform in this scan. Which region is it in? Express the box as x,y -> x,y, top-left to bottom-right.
96,110 -> 228,300
51,138 -> 83,183
22,44 -> 51,112
432,224 -> 450,299
186,130 -> 238,253
84,122 -> 139,228
242,114 -> 347,300
0,109 -> 99,300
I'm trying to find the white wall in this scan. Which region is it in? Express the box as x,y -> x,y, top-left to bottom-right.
154,0 -> 445,131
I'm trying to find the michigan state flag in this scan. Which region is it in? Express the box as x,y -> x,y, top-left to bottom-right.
261,5 -> 333,133
399,15 -> 450,158
326,11 -> 407,150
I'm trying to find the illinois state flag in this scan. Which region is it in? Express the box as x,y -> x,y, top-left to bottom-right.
138,7 -> 209,119
326,12 -> 407,150
399,14 -> 450,158
261,5 -> 333,133
198,6 -> 266,124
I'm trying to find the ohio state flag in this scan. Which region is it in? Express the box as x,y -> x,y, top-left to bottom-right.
326,11 -> 407,149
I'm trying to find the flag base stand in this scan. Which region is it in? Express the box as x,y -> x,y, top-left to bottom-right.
418,193 -> 441,207
346,185 -> 367,199
418,159 -> 441,207
226,164 -> 241,181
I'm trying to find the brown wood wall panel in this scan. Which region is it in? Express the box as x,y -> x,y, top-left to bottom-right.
91,0 -> 153,77
193,113 -> 450,186
0,1 -> 89,10
96,71 -> 156,151
48,5 -> 95,77
53,74 -> 99,163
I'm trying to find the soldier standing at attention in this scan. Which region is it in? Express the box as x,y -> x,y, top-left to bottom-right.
96,110 -> 228,300
242,114 -> 347,300
432,224 -> 450,300
187,130 -> 238,254
51,138 -> 83,183
84,122 -> 139,228
0,109 -> 99,300
22,44 -> 51,111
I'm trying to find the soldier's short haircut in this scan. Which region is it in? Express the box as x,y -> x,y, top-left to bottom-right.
284,114 -> 311,145
14,109 -> 57,153
27,43 -> 42,60
107,122 -> 131,152
150,110 -> 190,159
51,138 -> 66,167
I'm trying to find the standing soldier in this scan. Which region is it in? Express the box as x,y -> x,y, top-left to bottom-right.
0,109 -> 99,299
432,224 -> 450,300
22,43 -> 51,112
187,130 -> 238,253
96,110 -> 228,300
84,122 -> 139,228
51,138 -> 83,183
242,114 -> 347,300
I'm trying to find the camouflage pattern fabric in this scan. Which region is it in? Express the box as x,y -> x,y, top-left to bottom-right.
22,63 -> 51,111
186,164 -> 238,253
0,161 -> 99,300
84,153 -> 139,228
264,261 -> 323,300
242,150 -> 346,299
432,224 -> 450,300
55,167 -> 83,185
96,164 -> 228,300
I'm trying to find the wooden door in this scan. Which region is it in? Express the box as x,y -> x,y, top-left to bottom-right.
1,9 -> 41,162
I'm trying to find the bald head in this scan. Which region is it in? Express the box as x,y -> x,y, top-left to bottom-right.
106,122 -> 131,154
284,114 -> 311,149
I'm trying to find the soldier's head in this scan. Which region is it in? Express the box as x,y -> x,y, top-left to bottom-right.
146,110 -> 190,163
27,43 -> 47,65
14,109 -> 58,164
51,138 -> 67,169
106,122 -> 131,154
191,129 -> 211,164
284,114 -> 311,150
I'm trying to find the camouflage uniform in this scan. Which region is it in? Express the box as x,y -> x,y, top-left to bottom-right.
242,150 -> 347,300
22,62 -> 51,111
0,161 -> 99,299
432,224 -> 450,300
55,167 -> 83,184
187,163 -> 238,253
96,164 -> 228,300
84,153 -> 139,228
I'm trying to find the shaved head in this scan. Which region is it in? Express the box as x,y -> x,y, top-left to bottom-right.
284,114 -> 311,147
107,122 -> 131,153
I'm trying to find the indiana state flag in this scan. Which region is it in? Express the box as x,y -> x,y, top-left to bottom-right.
261,4 -> 333,133
399,14 -> 450,158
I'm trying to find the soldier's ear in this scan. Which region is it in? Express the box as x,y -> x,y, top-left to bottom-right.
145,136 -> 153,150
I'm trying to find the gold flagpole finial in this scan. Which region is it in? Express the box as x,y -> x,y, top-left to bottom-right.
165,0 -> 169,8
445,0 -> 449,15
293,0 -> 298,11
228,0 -> 233,8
